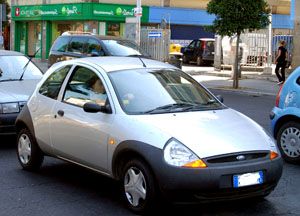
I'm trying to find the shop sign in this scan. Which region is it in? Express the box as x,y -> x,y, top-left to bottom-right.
12,4 -> 83,19
93,4 -> 136,18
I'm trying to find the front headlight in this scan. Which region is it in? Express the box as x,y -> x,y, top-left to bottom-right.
0,102 -> 20,114
163,138 -> 207,168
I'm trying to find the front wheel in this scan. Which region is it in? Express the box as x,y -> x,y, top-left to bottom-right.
121,159 -> 157,214
17,128 -> 44,171
277,121 -> 300,163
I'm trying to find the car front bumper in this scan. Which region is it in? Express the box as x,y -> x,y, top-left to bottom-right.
0,113 -> 18,135
149,150 -> 283,203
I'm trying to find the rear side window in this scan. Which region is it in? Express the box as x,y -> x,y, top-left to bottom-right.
39,66 -> 71,100
87,39 -> 104,56
67,37 -> 87,54
51,37 -> 70,52
297,76 -> 300,85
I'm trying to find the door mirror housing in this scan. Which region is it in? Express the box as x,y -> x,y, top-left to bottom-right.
83,102 -> 111,113
216,95 -> 224,103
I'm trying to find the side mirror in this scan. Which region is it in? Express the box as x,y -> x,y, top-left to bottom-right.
83,102 -> 112,114
91,51 -> 100,57
216,95 -> 224,103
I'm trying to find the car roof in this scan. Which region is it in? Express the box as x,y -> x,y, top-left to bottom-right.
199,38 -> 215,41
58,34 -> 131,41
63,57 -> 177,73
0,50 -> 25,56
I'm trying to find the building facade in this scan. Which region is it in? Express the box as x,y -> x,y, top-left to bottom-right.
9,0 -> 294,60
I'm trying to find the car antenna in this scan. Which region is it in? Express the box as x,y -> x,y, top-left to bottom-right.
19,48 -> 41,81
138,57 -> 147,68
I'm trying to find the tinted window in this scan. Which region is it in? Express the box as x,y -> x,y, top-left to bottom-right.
63,66 -> 107,107
87,39 -> 104,56
39,66 -> 71,99
51,37 -> 70,52
102,40 -> 144,56
188,41 -> 196,48
297,76 -> 300,85
67,37 -> 87,54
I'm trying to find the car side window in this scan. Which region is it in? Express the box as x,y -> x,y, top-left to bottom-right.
39,66 -> 71,100
67,37 -> 87,54
51,37 -> 70,52
87,39 -> 104,56
188,41 -> 196,49
63,66 -> 107,107
196,40 -> 201,48
297,76 -> 300,85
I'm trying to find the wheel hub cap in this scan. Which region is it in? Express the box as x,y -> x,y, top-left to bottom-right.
124,167 -> 146,207
18,134 -> 32,164
280,127 -> 300,158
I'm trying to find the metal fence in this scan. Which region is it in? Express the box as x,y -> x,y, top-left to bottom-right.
140,29 -> 170,62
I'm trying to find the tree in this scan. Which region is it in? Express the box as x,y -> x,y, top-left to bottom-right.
207,0 -> 270,89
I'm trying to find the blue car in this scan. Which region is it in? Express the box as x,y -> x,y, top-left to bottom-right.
270,67 -> 300,162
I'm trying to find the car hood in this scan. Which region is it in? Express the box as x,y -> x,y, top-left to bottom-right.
0,79 -> 40,103
134,108 -> 276,158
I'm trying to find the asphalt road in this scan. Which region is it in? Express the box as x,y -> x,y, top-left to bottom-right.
0,90 -> 299,216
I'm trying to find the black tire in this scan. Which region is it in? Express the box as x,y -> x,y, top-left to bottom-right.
196,56 -> 203,66
121,159 -> 158,214
276,121 -> 300,163
182,55 -> 189,64
17,128 -> 44,171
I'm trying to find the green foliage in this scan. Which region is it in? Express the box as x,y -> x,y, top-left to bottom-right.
207,0 -> 270,36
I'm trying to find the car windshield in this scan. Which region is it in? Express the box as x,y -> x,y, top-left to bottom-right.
109,69 -> 224,114
102,40 -> 146,56
0,56 -> 42,81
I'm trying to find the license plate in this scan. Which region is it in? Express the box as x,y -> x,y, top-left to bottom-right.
233,171 -> 263,188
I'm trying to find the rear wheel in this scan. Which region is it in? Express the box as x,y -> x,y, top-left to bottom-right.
17,128 -> 44,171
121,159 -> 157,214
277,121 -> 300,163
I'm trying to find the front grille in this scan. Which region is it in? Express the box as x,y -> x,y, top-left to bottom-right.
206,152 -> 269,164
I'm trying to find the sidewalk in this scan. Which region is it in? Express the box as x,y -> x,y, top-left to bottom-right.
182,65 -> 281,96
32,59 -> 281,96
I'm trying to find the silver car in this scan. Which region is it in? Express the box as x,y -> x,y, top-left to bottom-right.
0,50 -> 42,135
16,57 -> 282,213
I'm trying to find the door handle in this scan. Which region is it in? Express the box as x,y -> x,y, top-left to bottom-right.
57,110 -> 64,117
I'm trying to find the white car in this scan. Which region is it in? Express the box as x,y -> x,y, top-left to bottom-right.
0,50 -> 42,135
16,57 -> 282,213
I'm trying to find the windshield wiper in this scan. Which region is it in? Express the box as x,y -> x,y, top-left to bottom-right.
0,78 -> 20,83
144,103 -> 196,114
19,48 -> 40,81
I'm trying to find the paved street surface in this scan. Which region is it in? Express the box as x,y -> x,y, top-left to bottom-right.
1,90 -> 299,216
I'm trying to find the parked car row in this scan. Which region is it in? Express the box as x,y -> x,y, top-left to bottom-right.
2,34 -> 300,214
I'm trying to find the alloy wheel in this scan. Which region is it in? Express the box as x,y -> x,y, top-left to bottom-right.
124,167 -> 147,207
280,126 -> 300,158
18,134 -> 32,164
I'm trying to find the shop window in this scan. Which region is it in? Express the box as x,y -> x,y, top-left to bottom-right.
107,23 -> 120,37
67,37 -> 87,54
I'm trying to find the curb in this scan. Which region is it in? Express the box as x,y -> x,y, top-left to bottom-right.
207,86 -> 277,96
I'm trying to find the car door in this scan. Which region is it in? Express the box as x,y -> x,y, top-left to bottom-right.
33,65 -> 72,153
50,65 -> 113,172
184,40 -> 196,61
193,40 -> 201,61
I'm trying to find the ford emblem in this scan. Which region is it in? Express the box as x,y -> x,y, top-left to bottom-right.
236,155 -> 246,161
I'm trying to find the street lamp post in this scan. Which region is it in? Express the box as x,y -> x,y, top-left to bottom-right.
135,0 -> 142,46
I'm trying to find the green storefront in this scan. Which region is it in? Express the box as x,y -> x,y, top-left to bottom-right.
11,3 -> 149,59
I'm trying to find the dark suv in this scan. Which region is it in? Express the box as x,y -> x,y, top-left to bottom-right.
182,38 -> 215,66
48,32 -> 147,67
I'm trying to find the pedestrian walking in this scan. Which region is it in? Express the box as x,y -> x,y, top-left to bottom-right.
274,40 -> 288,85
